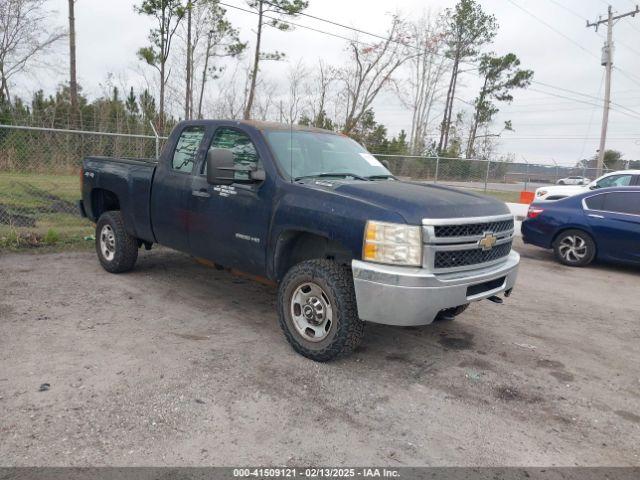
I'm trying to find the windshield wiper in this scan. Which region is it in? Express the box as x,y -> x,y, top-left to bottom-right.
294,173 -> 371,182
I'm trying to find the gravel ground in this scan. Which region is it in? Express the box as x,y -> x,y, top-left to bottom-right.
1,240 -> 639,466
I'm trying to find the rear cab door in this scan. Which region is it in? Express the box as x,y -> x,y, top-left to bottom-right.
150,124 -> 207,252
584,190 -> 640,263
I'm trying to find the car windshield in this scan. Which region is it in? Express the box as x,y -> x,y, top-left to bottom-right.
264,130 -> 392,180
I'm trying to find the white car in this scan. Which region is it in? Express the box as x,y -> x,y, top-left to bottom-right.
535,170 -> 640,201
556,175 -> 590,185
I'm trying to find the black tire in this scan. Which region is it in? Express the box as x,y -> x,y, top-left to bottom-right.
553,229 -> 596,267
95,211 -> 139,273
277,259 -> 364,362
558,180 -> 566,185
435,304 -> 469,321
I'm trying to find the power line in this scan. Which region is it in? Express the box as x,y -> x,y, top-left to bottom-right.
221,1 -> 480,72
579,71 -> 605,160
220,2 -> 375,46
532,80 -> 640,117
506,0 -> 599,59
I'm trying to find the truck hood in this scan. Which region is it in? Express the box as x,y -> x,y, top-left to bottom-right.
328,180 -> 510,224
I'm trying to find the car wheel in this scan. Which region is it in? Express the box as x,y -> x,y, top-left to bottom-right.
96,211 -> 139,273
278,259 -> 364,362
558,180 -> 565,185
553,229 -> 596,267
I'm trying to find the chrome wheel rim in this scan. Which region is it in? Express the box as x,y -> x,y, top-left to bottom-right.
100,225 -> 116,261
558,235 -> 587,263
290,282 -> 333,342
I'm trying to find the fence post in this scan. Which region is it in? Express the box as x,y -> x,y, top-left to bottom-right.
434,156 -> 440,184
524,160 -> 530,191
149,120 -> 160,159
484,159 -> 491,193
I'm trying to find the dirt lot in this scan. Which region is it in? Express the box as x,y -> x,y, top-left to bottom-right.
1,240 -> 639,466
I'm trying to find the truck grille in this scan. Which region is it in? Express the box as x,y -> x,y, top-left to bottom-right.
434,241 -> 512,269
422,214 -> 515,272
434,218 -> 514,238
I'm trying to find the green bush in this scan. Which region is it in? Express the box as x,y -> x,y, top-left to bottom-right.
44,228 -> 60,245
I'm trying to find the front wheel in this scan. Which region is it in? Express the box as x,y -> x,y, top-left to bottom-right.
553,229 -> 596,267
95,211 -> 139,273
277,259 -> 364,362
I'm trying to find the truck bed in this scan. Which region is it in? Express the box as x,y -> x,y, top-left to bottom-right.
81,156 -> 157,243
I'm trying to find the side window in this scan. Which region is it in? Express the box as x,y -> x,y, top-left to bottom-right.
172,126 -> 206,173
603,192 -> 640,215
596,174 -> 632,188
584,194 -> 605,211
206,127 -> 260,181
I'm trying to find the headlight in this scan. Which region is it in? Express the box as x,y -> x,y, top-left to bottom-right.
536,190 -> 547,197
363,221 -> 422,266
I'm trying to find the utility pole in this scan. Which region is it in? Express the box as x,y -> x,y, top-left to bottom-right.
68,0 -> 79,126
587,4 -> 639,177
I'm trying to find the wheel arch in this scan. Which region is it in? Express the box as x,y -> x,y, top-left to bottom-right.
90,188 -> 120,220
272,230 -> 354,281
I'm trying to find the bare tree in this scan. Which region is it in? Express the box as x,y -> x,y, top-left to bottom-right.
0,0 -> 65,104
303,60 -> 337,128
399,13 -> 449,155
209,62 -> 251,119
279,59 -> 307,124
339,16 -> 413,135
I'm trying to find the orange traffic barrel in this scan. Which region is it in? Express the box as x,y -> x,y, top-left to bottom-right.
519,191 -> 535,204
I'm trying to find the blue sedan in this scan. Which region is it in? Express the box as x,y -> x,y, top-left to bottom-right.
521,187 -> 640,267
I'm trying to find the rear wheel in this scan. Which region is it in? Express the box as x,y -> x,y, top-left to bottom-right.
95,211 -> 139,273
278,259 -> 363,362
553,229 -> 596,267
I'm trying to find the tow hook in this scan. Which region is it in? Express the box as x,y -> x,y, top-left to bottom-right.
487,295 -> 503,304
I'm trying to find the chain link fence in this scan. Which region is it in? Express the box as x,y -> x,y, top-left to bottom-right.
374,154 -> 614,198
0,124 -> 164,248
0,123 -> 626,249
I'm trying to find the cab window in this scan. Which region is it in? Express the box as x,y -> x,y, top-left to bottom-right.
596,174 -> 633,188
172,126 -> 206,173
205,127 -> 260,181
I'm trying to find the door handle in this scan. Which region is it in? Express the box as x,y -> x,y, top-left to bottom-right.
192,189 -> 211,198
588,214 -> 604,219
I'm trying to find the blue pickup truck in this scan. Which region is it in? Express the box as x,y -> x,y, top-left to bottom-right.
79,120 -> 519,361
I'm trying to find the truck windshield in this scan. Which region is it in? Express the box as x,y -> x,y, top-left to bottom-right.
264,130 -> 392,181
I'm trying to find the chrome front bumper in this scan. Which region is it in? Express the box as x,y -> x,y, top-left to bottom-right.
352,251 -> 520,326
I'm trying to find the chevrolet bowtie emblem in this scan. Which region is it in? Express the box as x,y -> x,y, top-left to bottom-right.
478,232 -> 497,251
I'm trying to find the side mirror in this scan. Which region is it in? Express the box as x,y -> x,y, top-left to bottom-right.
206,148 -> 235,185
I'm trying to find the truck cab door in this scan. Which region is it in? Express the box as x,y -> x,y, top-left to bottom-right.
188,126 -> 272,276
150,125 -> 207,253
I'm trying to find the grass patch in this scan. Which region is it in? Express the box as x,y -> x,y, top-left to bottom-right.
0,172 -> 93,252
0,173 -> 80,207
480,189 -> 521,203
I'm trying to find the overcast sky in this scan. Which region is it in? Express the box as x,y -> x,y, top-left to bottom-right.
22,0 -> 640,165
